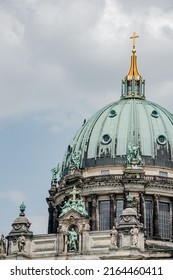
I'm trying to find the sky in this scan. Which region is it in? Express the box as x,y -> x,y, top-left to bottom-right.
1,0 -> 173,236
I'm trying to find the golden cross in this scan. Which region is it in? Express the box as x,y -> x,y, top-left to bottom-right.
130,32 -> 139,49
70,186 -> 79,201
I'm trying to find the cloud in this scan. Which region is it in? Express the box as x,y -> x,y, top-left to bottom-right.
0,190 -> 26,205
0,6 -> 25,46
1,0 -> 173,239
0,0 -> 173,131
91,0 -> 129,43
147,6 -> 173,39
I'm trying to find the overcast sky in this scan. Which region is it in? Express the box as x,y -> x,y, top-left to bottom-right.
1,0 -> 173,236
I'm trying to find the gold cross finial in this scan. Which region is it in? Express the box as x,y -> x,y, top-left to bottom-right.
130,32 -> 139,52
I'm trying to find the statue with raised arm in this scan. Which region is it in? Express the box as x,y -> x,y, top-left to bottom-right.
59,200 -> 72,217
68,227 -> 78,251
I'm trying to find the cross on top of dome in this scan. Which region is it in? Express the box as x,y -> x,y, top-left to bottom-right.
130,32 -> 139,54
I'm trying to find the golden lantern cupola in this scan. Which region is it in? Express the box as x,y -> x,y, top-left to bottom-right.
121,32 -> 145,99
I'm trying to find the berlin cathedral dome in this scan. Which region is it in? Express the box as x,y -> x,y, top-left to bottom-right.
61,94 -> 173,175
2,33 -> 173,260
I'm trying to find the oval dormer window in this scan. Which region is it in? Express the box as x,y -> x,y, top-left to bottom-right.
157,135 -> 167,145
109,109 -> 117,118
151,110 -> 159,118
101,134 -> 112,145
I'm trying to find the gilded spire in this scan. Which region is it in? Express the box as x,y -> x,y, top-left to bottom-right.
121,32 -> 145,99
127,32 -> 140,80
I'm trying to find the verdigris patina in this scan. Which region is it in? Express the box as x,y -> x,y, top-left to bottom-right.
68,227 -> 78,251
126,193 -> 134,203
51,164 -> 60,182
69,151 -> 81,172
127,144 -> 141,165
59,186 -> 88,217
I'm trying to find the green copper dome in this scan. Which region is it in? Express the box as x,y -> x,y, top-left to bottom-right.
61,98 -> 173,175
60,35 -> 173,176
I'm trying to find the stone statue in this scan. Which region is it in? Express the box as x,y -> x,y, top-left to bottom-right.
68,227 -> 78,251
0,234 -> 6,254
110,226 -> 118,247
69,151 -> 81,172
126,193 -> 133,203
127,144 -> 141,165
59,200 -> 72,217
59,187 -> 89,217
76,199 -> 88,217
51,164 -> 60,181
126,193 -> 134,207
130,226 -> 139,246
8,240 -> 13,255
18,235 -> 26,252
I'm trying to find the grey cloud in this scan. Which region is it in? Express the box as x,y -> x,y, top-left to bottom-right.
1,0 -> 173,235
0,0 -> 173,128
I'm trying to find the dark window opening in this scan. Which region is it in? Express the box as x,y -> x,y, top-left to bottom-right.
99,200 -> 110,230
145,200 -> 153,237
159,202 -> 170,239
116,200 -> 124,224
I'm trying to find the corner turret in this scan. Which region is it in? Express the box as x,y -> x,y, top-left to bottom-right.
6,203 -> 33,258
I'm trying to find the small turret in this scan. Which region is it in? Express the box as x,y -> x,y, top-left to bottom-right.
121,32 -> 145,99
8,203 -> 32,236
6,203 -> 33,257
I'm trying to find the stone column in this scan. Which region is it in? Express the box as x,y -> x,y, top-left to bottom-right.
171,198 -> 173,240
56,205 -> 61,230
91,195 -> 97,231
57,224 -> 63,253
48,205 -> 54,234
140,192 -> 145,225
153,194 -> 160,239
78,233 -> 82,252
124,191 -> 128,208
53,208 -> 58,233
81,196 -> 87,212
64,234 -> 68,253
109,194 -> 116,228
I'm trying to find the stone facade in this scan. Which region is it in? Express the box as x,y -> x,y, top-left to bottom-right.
2,40 -> 173,260
3,209 -> 173,259
2,166 -> 173,260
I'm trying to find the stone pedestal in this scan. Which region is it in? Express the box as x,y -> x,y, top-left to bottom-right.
124,165 -> 145,179
116,206 -> 145,252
